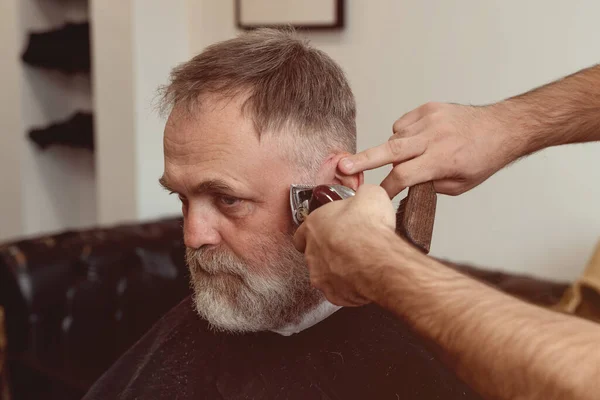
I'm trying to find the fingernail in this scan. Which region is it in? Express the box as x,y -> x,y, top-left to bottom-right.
340,158 -> 354,172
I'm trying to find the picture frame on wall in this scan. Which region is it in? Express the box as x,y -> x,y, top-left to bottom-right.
236,0 -> 344,30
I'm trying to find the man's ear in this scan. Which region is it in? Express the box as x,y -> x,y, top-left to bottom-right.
323,152 -> 364,191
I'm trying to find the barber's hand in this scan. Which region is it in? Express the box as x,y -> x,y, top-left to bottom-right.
340,102 -> 524,197
293,184 -> 397,307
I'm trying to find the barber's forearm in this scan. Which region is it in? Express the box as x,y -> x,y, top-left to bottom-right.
500,64 -> 600,156
373,232 -> 600,400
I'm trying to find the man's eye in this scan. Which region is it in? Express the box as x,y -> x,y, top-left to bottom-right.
219,196 -> 241,207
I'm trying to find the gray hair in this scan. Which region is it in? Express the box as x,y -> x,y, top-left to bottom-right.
158,28 -> 356,172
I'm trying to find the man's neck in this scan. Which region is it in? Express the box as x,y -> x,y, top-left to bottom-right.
272,300 -> 342,336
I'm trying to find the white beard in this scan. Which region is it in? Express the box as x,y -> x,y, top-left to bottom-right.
186,232 -> 323,333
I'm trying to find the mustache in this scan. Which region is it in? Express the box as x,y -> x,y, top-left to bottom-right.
186,241 -> 307,302
186,232 -> 300,271
186,246 -> 249,275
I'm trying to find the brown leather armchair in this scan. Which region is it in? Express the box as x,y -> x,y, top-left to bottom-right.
0,218 -> 190,400
1,306 -> 10,400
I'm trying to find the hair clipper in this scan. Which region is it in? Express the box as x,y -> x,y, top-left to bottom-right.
290,183 -> 437,254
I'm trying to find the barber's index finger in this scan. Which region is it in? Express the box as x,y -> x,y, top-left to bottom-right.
339,138 -> 417,174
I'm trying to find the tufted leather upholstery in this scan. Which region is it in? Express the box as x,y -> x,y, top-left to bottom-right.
1,307 -> 9,400
0,217 -> 190,400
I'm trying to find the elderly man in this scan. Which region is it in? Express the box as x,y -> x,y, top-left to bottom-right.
83,29 -> 480,399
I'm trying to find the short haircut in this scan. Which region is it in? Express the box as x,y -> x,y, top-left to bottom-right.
159,28 -> 356,172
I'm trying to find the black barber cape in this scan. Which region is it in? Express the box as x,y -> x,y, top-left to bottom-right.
83,296 -> 481,399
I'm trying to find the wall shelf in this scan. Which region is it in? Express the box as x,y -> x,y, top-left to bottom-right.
12,0 -> 96,238
1,0 -> 189,242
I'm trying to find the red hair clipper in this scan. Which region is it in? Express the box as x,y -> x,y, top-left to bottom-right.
290,182 -> 437,254
290,184 -> 355,226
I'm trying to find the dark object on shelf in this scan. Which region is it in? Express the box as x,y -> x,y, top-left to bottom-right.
28,112 -> 94,151
0,217 -> 189,400
22,22 -> 90,74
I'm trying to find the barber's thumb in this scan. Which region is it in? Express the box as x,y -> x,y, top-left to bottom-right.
293,224 -> 308,253
355,184 -> 389,201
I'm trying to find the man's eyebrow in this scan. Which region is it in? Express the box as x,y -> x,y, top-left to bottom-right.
158,176 -> 237,195
193,179 -> 236,194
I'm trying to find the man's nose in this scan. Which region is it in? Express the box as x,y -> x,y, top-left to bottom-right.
183,206 -> 221,249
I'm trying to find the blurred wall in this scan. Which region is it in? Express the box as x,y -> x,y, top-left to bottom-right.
0,0 -> 187,242
189,0 -> 600,280
92,0 -> 186,226
132,0 -> 190,221
0,0 -> 25,242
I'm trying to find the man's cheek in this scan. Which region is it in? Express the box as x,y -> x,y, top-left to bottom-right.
269,202 -> 297,234
244,202 -> 290,233
221,202 -> 288,255
219,229 -> 262,265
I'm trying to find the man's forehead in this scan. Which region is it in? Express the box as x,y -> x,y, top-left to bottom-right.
163,122 -> 281,172
163,108 -> 299,195
165,104 -> 256,147
164,95 -> 300,160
